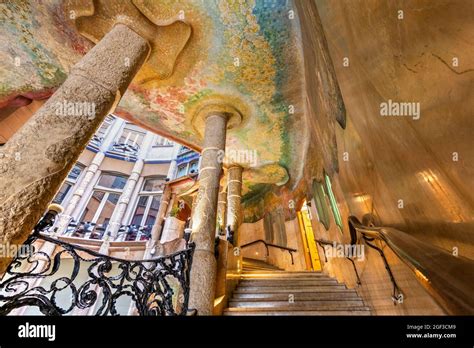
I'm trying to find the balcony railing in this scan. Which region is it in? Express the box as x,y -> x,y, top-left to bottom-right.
107,142 -> 140,161
0,214 -> 196,316
64,220 -> 152,242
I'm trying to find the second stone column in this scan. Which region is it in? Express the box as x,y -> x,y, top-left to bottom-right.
188,113 -> 228,315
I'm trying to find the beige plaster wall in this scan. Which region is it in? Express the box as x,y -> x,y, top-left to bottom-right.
239,218 -> 308,271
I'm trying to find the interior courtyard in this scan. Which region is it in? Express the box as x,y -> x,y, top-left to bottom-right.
0,0 -> 473,318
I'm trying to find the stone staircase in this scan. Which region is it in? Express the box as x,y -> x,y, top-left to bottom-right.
223,258 -> 371,316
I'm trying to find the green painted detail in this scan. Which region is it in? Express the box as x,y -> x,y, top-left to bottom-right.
325,173 -> 343,233
241,183 -> 272,206
184,89 -> 212,109
312,179 -> 330,231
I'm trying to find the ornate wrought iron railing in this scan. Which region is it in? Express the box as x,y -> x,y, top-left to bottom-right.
0,229 -> 195,316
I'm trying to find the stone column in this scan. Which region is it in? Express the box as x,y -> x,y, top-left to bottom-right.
0,24 -> 149,273
188,113 -> 228,315
107,159 -> 144,238
227,165 -> 243,246
188,192 -> 198,228
216,187 -> 227,238
144,183 -> 172,259
56,152 -> 105,234
167,159 -> 178,181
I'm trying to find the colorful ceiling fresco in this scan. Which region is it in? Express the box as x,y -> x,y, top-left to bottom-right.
0,0 -> 340,222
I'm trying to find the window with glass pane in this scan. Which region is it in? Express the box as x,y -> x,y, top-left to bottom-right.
131,195 -> 161,226
97,173 -> 128,190
131,196 -> 148,225
80,191 -> 105,222
80,191 -> 119,227
118,128 -> 145,146
189,160 -> 199,174
177,164 -> 187,178
154,136 -> 172,146
96,119 -> 112,138
143,178 -> 164,192
96,193 -> 119,227
52,182 -> 73,204
145,196 -> 161,225
67,164 -> 84,181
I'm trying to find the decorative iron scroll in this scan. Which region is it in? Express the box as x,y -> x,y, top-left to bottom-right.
0,232 -> 195,316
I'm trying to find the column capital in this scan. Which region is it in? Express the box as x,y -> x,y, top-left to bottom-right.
190,97 -> 248,140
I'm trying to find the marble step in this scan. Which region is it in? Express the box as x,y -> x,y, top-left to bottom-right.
223,308 -> 371,316
242,267 -> 282,272
238,279 -> 339,287
241,270 -> 326,279
234,285 -> 348,293
243,257 -> 276,265
242,265 -> 282,273
228,299 -> 365,309
242,259 -> 282,270
232,291 -> 360,301
241,270 -> 326,275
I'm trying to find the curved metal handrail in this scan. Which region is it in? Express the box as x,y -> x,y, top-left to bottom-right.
348,216 -> 474,315
315,238 -> 362,286
240,239 -> 297,265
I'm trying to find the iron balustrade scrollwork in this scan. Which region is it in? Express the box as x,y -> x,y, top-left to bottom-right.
0,231 -> 196,316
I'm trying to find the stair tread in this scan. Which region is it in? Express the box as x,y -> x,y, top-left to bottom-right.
224,306 -> 370,313
224,269 -> 370,316
229,302 -> 365,309
241,273 -> 328,277
234,286 -> 349,293
238,284 -> 340,288
223,310 -> 370,316
232,293 -> 360,300
242,270 -> 321,273
240,277 -> 339,285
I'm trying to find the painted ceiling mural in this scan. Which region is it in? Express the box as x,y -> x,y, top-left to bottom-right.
0,0 -> 341,222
